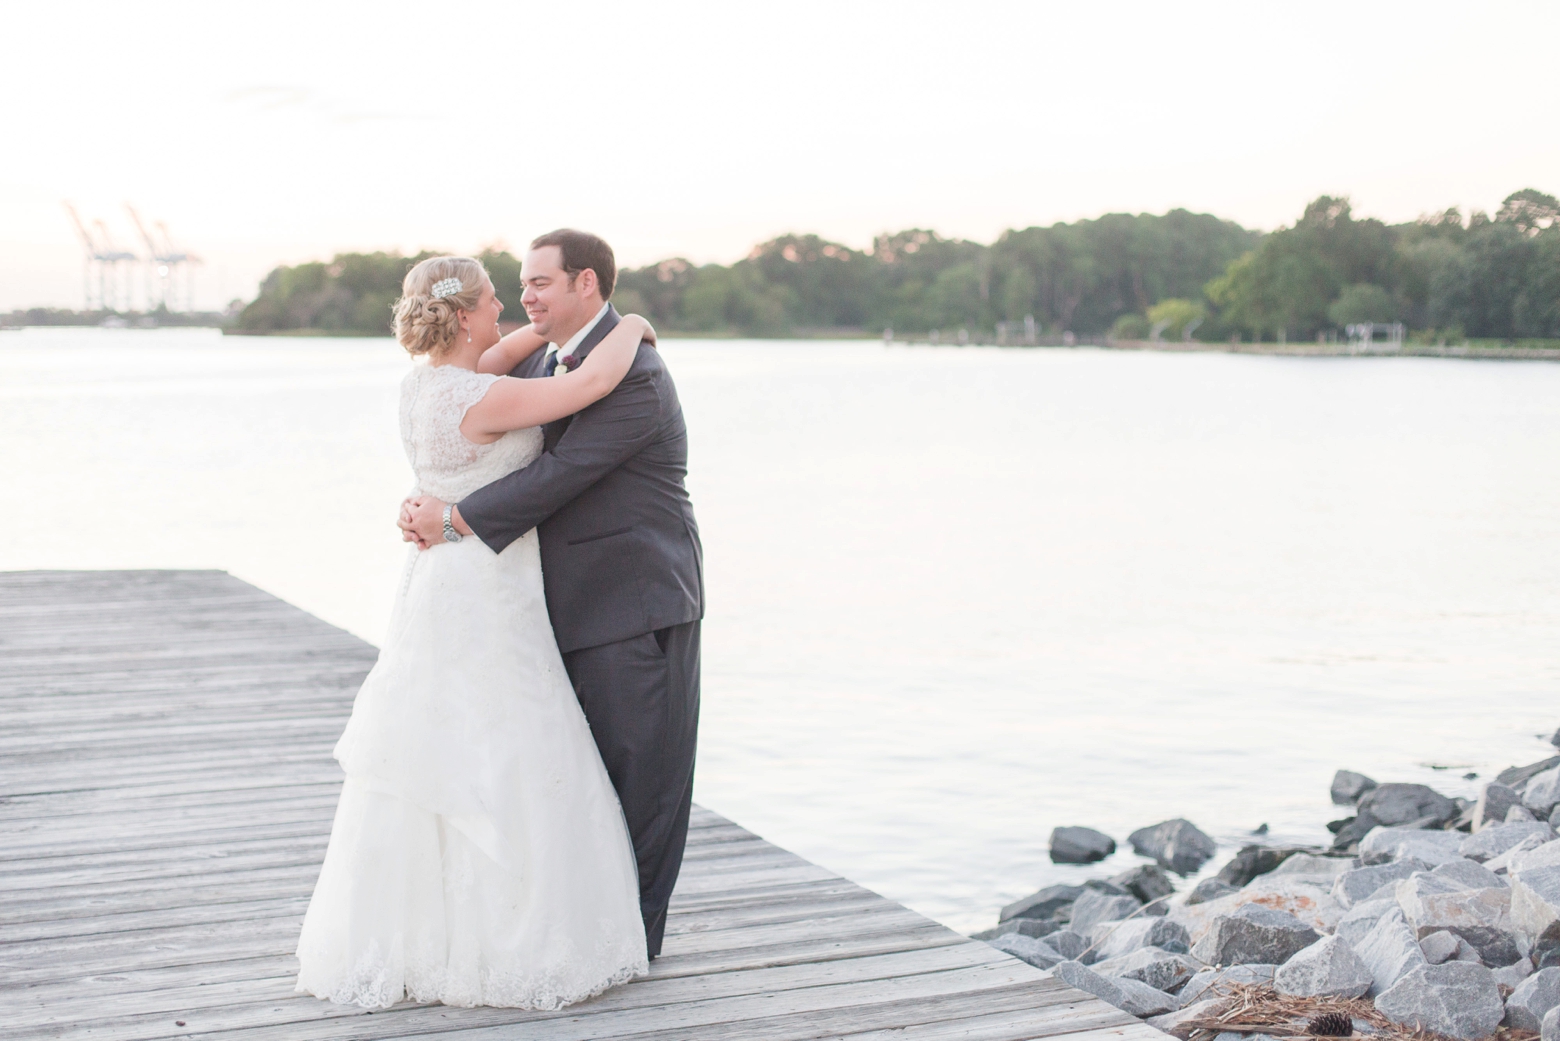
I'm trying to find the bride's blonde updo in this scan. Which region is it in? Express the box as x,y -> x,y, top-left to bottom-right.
393,256 -> 487,358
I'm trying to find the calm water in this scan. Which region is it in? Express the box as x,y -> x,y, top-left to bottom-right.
4,327 -> 1558,933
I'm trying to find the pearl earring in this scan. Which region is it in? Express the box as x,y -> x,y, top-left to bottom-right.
467,329 -> 472,344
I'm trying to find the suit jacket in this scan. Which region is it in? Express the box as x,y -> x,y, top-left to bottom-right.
458,306 -> 704,653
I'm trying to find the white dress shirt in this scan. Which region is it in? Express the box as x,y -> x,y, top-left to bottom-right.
545,302 -> 612,369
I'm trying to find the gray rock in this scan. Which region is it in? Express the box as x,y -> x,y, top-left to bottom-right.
1355,907 -> 1429,996
1051,959 -> 1176,1017
1228,875 -> 1343,936
1187,877 -> 1239,905
1488,834 -> 1555,875
1215,845 -> 1296,887
1527,767 -> 1560,819
1332,769 -> 1378,805
1512,839 -> 1560,873
1461,821 -> 1555,862
1493,957 -> 1534,988
1553,805 -> 1560,828
1397,875 -> 1523,966
971,916 -> 1063,940
1271,853 -> 1353,879
1502,756 -> 1560,789
1358,783 -> 1459,828
1505,968 -> 1560,1032
1046,929 -> 1091,961
1399,869 -> 1476,900
1177,964 -> 1276,1006
1421,930 -> 1462,964
1149,998 -> 1229,1038
1363,880 -> 1406,903
1434,857 -> 1506,889
1113,976 -> 1179,1016
1514,805 -> 1543,823
1333,860 -> 1429,909
1273,934 -> 1374,998
1544,1005 -> 1560,1041
1331,815 -> 1377,851
1512,865 -> 1560,958
1050,959 -> 1120,1003
1050,826 -> 1116,865
1000,883 -> 1083,922
1338,897 -> 1399,946
1554,727 -> 1560,749
1129,819 -> 1218,876
1421,932 -> 1483,964
1456,936 -> 1486,962
986,931 -> 1063,969
1376,962 -> 1504,1040
1476,783 -> 1523,831
1089,916 -> 1191,960
1068,889 -> 1143,934
1091,946 -> 1200,993
1111,863 -> 1176,905
1190,903 -> 1320,967
1360,825 -> 1466,865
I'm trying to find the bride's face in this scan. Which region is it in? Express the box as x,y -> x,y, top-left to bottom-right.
463,279 -> 504,350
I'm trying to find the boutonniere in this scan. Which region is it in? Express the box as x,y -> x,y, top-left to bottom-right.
552,354 -> 579,377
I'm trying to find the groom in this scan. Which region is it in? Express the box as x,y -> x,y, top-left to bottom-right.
400,229 -> 703,959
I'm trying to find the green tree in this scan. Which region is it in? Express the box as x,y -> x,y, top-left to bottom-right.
678,266 -> 735,331
1496,189 -> 1559,236
1326,284 -> 1398,326
1146,298 -> 1205,339
1109,313 -> 1151,339
1203,197 -> 1397,339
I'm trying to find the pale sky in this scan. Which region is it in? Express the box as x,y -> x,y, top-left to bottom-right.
5,0 -> 1558,312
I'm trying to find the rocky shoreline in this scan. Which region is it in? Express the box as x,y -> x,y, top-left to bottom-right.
972,732 -> 1560,1041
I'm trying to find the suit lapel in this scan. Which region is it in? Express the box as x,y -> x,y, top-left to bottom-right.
572,305 -> 621,362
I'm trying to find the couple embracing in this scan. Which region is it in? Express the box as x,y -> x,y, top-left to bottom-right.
294,230 -> 703,1009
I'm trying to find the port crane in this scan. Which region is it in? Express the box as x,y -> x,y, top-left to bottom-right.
63,203 -> 138,312
125,204 -> 202,312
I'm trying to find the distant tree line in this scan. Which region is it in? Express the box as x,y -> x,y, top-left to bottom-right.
1203,189 -> 1560,342
232,189 -> 1560,343
2,307 -> 225,329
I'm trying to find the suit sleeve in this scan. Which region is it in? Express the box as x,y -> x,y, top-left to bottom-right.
457,360 -> 662,554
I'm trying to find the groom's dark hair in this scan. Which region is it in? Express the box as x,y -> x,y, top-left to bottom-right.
531,229 -> 616,300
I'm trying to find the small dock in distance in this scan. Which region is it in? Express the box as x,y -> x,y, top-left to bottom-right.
0,570 -> 1163,1041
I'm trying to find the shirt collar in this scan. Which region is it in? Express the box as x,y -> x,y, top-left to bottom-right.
550,302 -> 611,357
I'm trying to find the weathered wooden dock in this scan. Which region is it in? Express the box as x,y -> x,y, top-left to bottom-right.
0,570 -> 1162,1041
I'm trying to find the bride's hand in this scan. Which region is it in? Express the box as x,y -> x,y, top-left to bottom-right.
625,314 -> 657,347
399,496 -> 434,550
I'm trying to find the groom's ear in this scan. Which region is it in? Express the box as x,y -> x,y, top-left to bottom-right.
574,266 -> 600,299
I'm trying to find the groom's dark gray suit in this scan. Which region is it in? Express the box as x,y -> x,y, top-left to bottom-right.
457,305 -> 702,958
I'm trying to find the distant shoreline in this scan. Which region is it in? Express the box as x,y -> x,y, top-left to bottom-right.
1097,338 -> 1560,362
7,323 -> 1559,361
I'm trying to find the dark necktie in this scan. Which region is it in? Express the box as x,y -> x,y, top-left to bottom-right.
543,349 -> 560,377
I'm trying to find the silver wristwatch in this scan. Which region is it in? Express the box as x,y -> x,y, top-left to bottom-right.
442,504 -> 463,543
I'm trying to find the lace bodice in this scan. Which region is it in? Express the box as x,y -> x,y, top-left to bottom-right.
399,365 -> 543,502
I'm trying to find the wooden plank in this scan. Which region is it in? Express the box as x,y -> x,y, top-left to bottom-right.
38,959 -> 1054,1041
7,942 -> 1013,1030
4,878 -> 895,946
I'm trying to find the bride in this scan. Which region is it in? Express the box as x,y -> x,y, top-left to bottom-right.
295,255 -> 655,1010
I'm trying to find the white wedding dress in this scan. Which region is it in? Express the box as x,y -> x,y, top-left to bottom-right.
295,363 -> 648,1010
